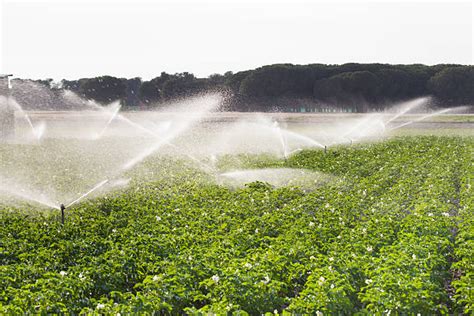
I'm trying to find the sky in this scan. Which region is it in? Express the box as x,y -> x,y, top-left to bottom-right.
0,0 -> 472,80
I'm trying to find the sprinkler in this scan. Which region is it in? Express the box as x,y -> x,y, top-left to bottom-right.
0,74 -> 14,142
60,204 -> 66,225
324,145 -> 327,154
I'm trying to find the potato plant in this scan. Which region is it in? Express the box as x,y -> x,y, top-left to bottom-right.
0,136 -> 473,314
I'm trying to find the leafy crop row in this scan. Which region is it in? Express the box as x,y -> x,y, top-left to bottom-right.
0,136 -> 472,314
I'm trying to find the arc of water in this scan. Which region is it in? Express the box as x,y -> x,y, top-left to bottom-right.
389,108 -> 452,131
342,113 -> 382,141
115,114 -> 159,137
63,107 -> 217,209
283,128 -> 325,149
89,100 -> 158,138
0,189 -> 59,209
273,122 -> 290,158
262,120 -> 324,157
121,137 -> 170,171
65,179 -> 109,208
384,97 -> 430,125
96,103 -> 122,139
87,100 -> 215,173
7,98 -> 44,140
0,178 -> 59,209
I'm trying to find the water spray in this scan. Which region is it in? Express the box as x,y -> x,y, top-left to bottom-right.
56,179 -> 110,224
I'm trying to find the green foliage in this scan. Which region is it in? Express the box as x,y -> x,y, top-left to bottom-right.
313,71 -> 380,108
11,63 -> 474,111
78,76 -> 127,104
428,66 -> 474,105
1,136 -> 473,313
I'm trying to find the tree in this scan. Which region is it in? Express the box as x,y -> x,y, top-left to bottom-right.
313,71 -> 380,110
139,72 -> 172,103
160,72 -> 204,99
238,64 -> 329,98
123,77 -> 142,107
78,76 -> 126,104
428,66 -> 474,105
375,69 -> 412,100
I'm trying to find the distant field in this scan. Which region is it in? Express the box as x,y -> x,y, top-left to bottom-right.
24,111 -> 474,123
18,111 -> 474,138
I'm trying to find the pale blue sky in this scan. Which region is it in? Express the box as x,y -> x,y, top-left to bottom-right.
0,0 -> 472,79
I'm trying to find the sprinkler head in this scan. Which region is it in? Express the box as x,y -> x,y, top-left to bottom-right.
60,204 -> 66,225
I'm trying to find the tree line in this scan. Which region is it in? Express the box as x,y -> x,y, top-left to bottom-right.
9,63 -> 474,112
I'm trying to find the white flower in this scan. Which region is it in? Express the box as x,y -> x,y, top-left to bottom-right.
325,203 -> 330,208
262,275 -> 271,284
318,276 -> 325,286
442,212 -> 449,217
310,256 -> 316,260
153,275 -> 159,282
211,275 -> 220,283
316,311 -> 323,316
412,254 -> 417,260
59,271 -> 67,277
309,221 -> 315,227
365,279 -> 373,285
367,246 -> 373,252
274,309 -> 278,314
428,213 -> 433,217
96,303 -> 105,309
244,262 -> 252,269
330,283 -> 335,289
112,229 -> 117,233
155,215 -> 161,221
329,257 -> 334,262
255,228 -> 259,233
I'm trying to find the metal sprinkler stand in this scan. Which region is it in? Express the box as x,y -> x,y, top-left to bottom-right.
60,204 -> 66,225
0,74 -> 15,142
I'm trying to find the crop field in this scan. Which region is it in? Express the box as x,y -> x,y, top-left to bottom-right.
0,135 -> 473,314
